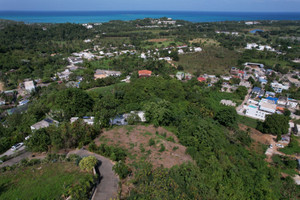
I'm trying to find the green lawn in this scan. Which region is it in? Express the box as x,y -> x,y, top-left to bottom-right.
87,82 -> 127,98
0,162 -> 92,200
237,115 -> 258,129
176,46 -> 240,75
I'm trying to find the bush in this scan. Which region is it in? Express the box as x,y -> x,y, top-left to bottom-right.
79,156 -> 98,172
159,144 -> 165,152
113,161 -> 131,179
215,107 -> 237,128
148,138 -> 155,146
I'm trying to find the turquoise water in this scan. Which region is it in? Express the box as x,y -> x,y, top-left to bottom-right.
249,105 -> 257,109
0,11 -> 300,23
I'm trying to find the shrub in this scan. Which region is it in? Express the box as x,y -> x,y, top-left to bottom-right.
113,161 -> 131,179
79,156 -> 98,172
159,144 -> 165,152
148,138 -> 155,146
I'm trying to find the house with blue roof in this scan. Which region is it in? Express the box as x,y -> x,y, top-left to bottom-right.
266,97 -> 278,104
252,87 -> 261,95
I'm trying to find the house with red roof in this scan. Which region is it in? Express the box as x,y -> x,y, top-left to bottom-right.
138,70 -> 152,78
197,77 -> 206,82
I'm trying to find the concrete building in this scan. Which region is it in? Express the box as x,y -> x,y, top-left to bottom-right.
24,81 -> 35,92
259,102 -> 277,113
94,70 -> 121,79
176,72 -> 185,80
70,116 -> 95,125
244,105 -> 271,121
31,118 -> 59,131
271,82 -> 289,93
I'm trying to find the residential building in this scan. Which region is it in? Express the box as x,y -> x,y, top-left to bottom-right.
70,116 -> 95,125
68,57 -> 83,65
30,118 -> 59,131
278,96 -> 288,106
18,99 -> 29,106
244,105 -> 270,121
130,111 -> 146,122
24,81 -> 35,92
94,70 -> 121,80
176,72 -> 185,80
185,73 -> 192,80
258,77 -> 268,85
138,70 -> 152,78
197,77 -> 206,82
178,49 -> 184,54
265,91 -> 276,97
57,69 -> 72,81
259,102 -> 277,113
239,81 -> 251,88
287,98 -> 298,109
271,82 -> 289,93
252,87 -> 261,95
110,114 -> 129,126
244,62 -> 264,68
220,100 -> 236,107
0,99 -> 5,106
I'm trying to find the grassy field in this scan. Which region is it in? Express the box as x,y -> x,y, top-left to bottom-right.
237,115 -> 258,129
0,162 -> 92,200
189,38 -> 220,46
176,46 -> 240,75
87,82 -> 127,98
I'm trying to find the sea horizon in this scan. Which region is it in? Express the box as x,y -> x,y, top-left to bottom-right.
0,10 -> 300,23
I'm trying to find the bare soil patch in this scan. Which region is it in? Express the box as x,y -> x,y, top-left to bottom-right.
148,38 -> 169,43
96,125 -> 193,169
0,82 -> 4,91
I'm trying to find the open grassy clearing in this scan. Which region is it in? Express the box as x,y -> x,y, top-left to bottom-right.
189,38 -> 220,46
0,162 -> 92,200
176,46 -> 240,75
87,82 -> 127,97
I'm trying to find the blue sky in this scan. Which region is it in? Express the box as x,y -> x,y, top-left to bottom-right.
1,0 -> 300,12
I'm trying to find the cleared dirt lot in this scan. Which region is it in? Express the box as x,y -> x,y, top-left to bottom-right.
148,38 -> 170,43
96,125 -> 193,169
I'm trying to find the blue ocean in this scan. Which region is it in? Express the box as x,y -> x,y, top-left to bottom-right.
0,11 -> 300,23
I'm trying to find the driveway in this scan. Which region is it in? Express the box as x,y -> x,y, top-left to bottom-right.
68,149 -> 119,200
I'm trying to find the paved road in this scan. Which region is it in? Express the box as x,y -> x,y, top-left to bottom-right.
0,151 -> 32,168
236,88 -> 252,114
0,145 -> 26,158
68,149 -> 119,200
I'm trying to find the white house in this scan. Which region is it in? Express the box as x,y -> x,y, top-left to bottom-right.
194,47 -> 202,52
178,49 -> 184,54
24,81 -> 35,92
31,118 -> 59,131
70,116 -> 95,125
244,105 -> 270,121
259,102 -> 277,113
271,82 -> 289,93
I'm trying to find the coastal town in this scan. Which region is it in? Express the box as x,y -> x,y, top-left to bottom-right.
0,17 -> 299,199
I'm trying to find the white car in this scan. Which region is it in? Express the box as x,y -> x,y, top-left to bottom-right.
11,142 -> 24,151
269,144 -> 273,149
276,144 -> 284,148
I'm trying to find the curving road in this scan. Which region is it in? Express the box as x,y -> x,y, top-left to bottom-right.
68,149 -> 119,200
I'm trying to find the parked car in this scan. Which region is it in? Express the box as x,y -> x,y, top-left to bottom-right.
276,144 -> 284,148
11,142 -> 24,151
269,144 -> 273,149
